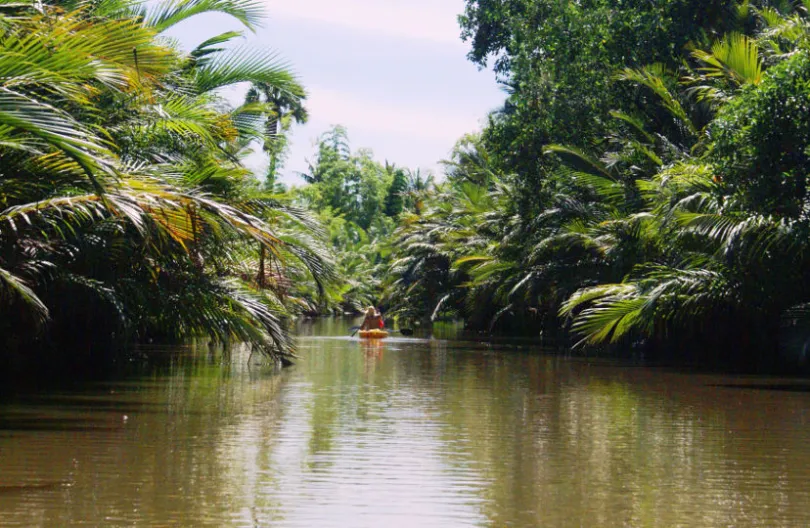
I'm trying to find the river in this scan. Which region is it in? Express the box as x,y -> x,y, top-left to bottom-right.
2,318 -> 810,526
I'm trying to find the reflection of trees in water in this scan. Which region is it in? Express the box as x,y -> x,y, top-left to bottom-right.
296,316 -> 364,338
217,337 -> 810,526
383,350 -> 810,527
9,327 -> 810,526
248,342 -> 810,526
0,343 -> 290,526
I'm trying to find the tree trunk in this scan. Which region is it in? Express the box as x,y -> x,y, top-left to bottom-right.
257,244 -> 266,288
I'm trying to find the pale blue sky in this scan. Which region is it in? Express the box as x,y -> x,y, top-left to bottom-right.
165,0 -> 504,185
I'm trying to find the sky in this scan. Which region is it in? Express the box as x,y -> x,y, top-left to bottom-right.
165,0 -> 505,185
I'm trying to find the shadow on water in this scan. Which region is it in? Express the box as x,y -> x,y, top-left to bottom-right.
0,482 -> 73,495
0,341 -> 282,439
0,414 -> 124,433
710,382 -> 810,392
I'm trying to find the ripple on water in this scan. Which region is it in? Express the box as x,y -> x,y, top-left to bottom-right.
2,328 -> 810,527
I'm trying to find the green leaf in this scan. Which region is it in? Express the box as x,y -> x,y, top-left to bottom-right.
146,0 -> 264,33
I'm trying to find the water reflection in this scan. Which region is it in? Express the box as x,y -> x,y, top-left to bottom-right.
1,320 -> 810,526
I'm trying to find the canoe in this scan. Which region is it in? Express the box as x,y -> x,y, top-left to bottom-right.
358,329 -> 389,339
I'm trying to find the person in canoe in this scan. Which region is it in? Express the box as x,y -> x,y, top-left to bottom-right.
360,306 -> 385,331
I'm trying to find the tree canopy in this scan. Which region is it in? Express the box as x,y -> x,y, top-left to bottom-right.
0,0 -> 331,367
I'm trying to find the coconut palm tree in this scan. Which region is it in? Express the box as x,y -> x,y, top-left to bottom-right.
0,0 -> 330,365
245,82 -> 309,187
558,6 -> 810,362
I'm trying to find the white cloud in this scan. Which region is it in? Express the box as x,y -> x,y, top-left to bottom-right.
264,0 -> 465,46
305,85 -> 482,143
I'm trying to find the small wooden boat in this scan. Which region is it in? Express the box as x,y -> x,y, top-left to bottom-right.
358,329 -> 389,339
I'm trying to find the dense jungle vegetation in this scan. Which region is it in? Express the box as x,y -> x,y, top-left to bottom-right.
308,0 -> 810,369
5,0 -> 810,370
0,0 -> 333,369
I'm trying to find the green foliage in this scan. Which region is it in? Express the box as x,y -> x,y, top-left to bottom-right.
379,0 -> 810,368
145,0 -> 266,33
384,164 -> 408,217
383,138 -> 519,327
711,51 -> 810,217
298,127 -> 393,231
291,127 -> 425,315
550,3 -> 810,363
244,82 -> 309,186
459,0 -> 738,184
0,0 -> 329,365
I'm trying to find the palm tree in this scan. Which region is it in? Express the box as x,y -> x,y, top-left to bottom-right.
401,169 -> 435,215
245,82 -> 309,187
0,0 -> 331,365
557,7 -> 810,362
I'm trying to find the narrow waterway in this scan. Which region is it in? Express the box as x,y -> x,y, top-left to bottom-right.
2,319 -> 810,527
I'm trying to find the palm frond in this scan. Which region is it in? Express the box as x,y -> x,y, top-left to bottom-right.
194,47 -> 302,96
145,0 -> 264,33
0,265 -> 48,322
617,65 -> 698,136
544,144 -> 613,178
692,33 -> 762,86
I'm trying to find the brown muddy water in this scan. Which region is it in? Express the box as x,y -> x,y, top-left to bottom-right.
2,318 -> 810,527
